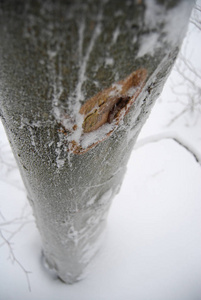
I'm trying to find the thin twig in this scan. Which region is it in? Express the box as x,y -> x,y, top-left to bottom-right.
0,230 -> 32,292
167,107 -> 189,126
0,216 -> 32,227
0,221 -> 33,248
135,132 -> 201,165
0,211 -> 6,221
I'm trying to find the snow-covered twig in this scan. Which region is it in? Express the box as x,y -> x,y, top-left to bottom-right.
135,132 -> 201,165
0,210 -> 6,221
0,230 -> 32,292
167,106 -> 189,126
190,3 -> 201,31
0,221 -> 33,247
0,142 -> 25,191
167,4 -> 201,126
0,202 -> 33,246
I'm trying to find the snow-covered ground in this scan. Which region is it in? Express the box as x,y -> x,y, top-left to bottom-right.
0,11 -> 201,300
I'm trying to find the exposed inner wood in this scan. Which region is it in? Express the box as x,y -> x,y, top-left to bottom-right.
68,68 -> 147,154
80,68 -> 147,133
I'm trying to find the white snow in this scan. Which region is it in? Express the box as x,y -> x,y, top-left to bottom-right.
137,32 -> 160,58
105,57 -> 114,66
144,0 -> 162,29
56,159 -> 65,169
163,1 -> 193,46
47,11 -> 103,159
80,122 -> 115,149
112,27 -> 120,44
109,83 -> 122,97
74,18 -> 102,104
138,0 -> 193,58
0,6 -> 201,300
86,195 -> 97,207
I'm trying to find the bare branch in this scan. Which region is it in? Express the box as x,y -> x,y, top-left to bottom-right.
190,3 -> 201,31
0,221 -> 33,248
135,132 -> 201,165
169,20 -> 201,124
0,211 -> 6,221
0,201 -> 33,290
167,107 -> 189,126
0,230 -> 32,292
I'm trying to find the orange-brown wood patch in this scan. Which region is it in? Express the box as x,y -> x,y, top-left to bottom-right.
68,68 -> 147,154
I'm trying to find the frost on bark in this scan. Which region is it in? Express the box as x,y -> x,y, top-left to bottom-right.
0,0 -> 193,283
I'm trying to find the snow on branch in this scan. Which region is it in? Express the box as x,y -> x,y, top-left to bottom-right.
0,229 -> 32,292
135,132 -> 201,165
190,3 -> 201,31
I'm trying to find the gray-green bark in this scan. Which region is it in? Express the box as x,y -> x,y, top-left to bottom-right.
0,0 -> 193,283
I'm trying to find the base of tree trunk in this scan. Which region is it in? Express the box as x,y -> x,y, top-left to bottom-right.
40,197 -> 112,283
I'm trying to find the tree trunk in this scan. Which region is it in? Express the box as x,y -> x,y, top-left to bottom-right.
0,0 -> 193,283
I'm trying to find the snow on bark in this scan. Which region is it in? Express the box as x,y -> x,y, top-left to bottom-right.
0,0 -> 193,283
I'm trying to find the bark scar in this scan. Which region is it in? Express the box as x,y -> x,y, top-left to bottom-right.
80,68 -> 147,133
67,68 -> 147,154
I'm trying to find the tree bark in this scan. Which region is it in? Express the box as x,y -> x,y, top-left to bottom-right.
0,0 -> 193,283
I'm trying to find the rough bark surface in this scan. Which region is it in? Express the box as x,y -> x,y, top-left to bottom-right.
0,0 -> 193,283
